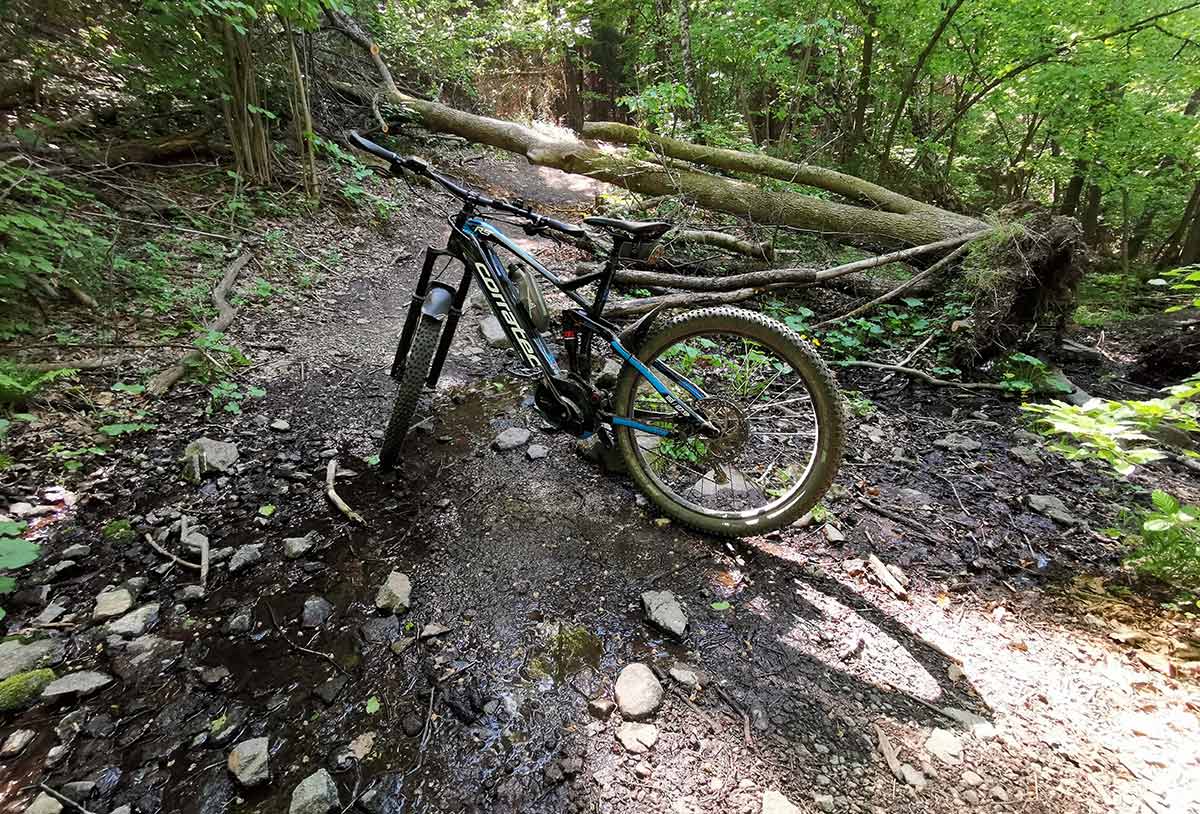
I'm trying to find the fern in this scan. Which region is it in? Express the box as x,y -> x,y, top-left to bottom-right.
0,361 -> 77,406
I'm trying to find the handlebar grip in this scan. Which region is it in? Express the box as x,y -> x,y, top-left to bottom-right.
542,217 -> 586,238
348,131 -> 399,164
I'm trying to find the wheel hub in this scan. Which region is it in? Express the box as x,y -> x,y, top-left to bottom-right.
695,396 -> 750,464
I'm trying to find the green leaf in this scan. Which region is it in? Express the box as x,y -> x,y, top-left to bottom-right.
1151,490 -> 1178,514
365,696 -> 380,714
0,575 -> 16,594
247,386 -> 266,398
710,601 -> 731,611
0,536 -> 41,569
258,504 -> 276,517
0,520 -> 27,537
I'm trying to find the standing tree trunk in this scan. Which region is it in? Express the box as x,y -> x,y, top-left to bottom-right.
676,0 -> 701,121
213,17 -> 271,185
283,17 -> 318,200
878,0 -> 966,162
843,4 -> 876,166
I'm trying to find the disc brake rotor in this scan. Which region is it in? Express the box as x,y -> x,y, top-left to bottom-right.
692,396 -> 750,466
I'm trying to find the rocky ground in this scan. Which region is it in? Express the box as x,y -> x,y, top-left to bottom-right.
1,153 -> 1199,814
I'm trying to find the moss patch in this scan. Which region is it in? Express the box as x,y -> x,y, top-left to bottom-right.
102,519 -> 134,542
0,668 -> 55,711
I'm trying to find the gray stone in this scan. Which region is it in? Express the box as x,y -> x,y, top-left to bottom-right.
41,671 -> 113,700
761,790 -> 801,814
596,358 -> 622,389
270,419 -> 291,431
176,585 -> 205,603
933,433 -> 981,452
588,698 -> 615,719
814,795 -> 835,814
641,590 -> 688,637
23,792 -> 62,814
615,721 -> 658,753
289,768 -> 340,814
925,728 -> 963,765
1,728 -> 35,756
302,596 -> 334,628
1027,494 -> 1078,525
990,785 -> 1009,802
92,587 -> 134,621
47,561 -> 76,579
60,544 -> 91,559
59,781 -> 95,803
226,611 -> 253,633
823,525 -> 845,543
182,437 -> 240,482
284,532 -> 317,559
899,763 -> 926,790
107,603 -> 160,637
493,427 -> 531,451
360,616 -> 400,645
961,770 -> 984,787
614,663 -> 663,720
1008,446 -> 1040,466
228,544 -> 263,573
375,571 -> 412,612
228,736 -> 271,787
108,634 -> 183,683
526,444 -> 549,460
479,316 -> 511,349
0,638 -> 64,681
669,664 -> 700,687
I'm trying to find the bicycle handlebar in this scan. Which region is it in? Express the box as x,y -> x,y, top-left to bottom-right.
347,131 -> 586,239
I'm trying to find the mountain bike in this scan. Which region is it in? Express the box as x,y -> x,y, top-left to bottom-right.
348,132 -> 845,537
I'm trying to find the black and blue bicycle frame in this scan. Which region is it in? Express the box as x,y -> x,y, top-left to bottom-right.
389,208 -> 711,439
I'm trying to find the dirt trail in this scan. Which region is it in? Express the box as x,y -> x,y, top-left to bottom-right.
2,154 -> 1197,814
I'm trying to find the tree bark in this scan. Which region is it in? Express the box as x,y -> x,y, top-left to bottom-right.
676,0 -> 700,120
844,4 -> 876,165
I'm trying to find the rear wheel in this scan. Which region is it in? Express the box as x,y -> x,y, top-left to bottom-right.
380,315 -> 442,469
613,307 -> 845,537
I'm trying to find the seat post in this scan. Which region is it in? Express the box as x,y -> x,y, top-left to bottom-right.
591,235 -> 628,317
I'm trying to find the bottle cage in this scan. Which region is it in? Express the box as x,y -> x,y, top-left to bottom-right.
510,264 -> 551,332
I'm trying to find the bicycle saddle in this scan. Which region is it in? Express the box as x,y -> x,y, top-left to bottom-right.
583,217 -> 672,240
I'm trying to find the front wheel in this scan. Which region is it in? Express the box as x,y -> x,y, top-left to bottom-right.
379,314 -> 442,469
613,307 -> 845,537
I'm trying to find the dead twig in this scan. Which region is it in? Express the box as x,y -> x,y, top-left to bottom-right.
36,784 -> 98,814
143,533 -> 201,569
326,459 -> 366,524
147,251 -> 252,396
836,360 -> 1008,390
265,602 -> 348,675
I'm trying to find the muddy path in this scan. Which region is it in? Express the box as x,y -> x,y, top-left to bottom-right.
2,154 -> 1198,814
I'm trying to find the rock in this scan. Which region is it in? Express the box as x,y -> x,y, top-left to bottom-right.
41,671 -> 114,701
897,488 -> 935,506
939,707 -> 999,739
761,790 -> 801,814
270,419 -> 291,431
0,638 -> 64,681
961,770 -> 984,787
401,711 -> 424,736
575,434 -> 626,473
284,532 -> 318,559
210,706 -> 247,746
419,622 -> 450,640
493,427 -> 531,451
59,781 -> 95,803
302,597 -> 334,628
177,585 -> 205,603
23,793 -> 62,814
226,611 -> 253,634
823,525 -> 845,543
961,789 -> 980,804
990,785 -> 1009,802
200,666 -> 230,685
390,637 -> 416,655
1008,446 -> 1040,466
0,670 -> 56,711
92,590 -> 133,619
588,698 -> 615,719
47,561 -> 76,579
899,763 -> 926,790
596,358 -> 622,388
479,316 -> 511,349
614,663 -> 663,720
107,603 -> 160,637
56,709 -> 86,742
228,737 -> 271,787
109,634 -> 182,684
289,768 -> 340,814
933,433 -> 981,452
526,444 -> 549,460
814,795 -> 836,814
1027,494 -> 1078,525
360,616 -> 400,645
669,664 -> 700,688
61,544 -> 91,559
314,675 -> 348,705
228,544 -> 263,573
375,572 -> 412,613
1,728 -> 36,756
641,590 -> 687,637
181,437 -> 240,482
925,728 -> 963,764
615,721 -> 658,753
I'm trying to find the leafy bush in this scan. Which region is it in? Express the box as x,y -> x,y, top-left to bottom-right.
0,362 -> 77,407
1126,491 -> 1200,588
1023,374 -> 1199,474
